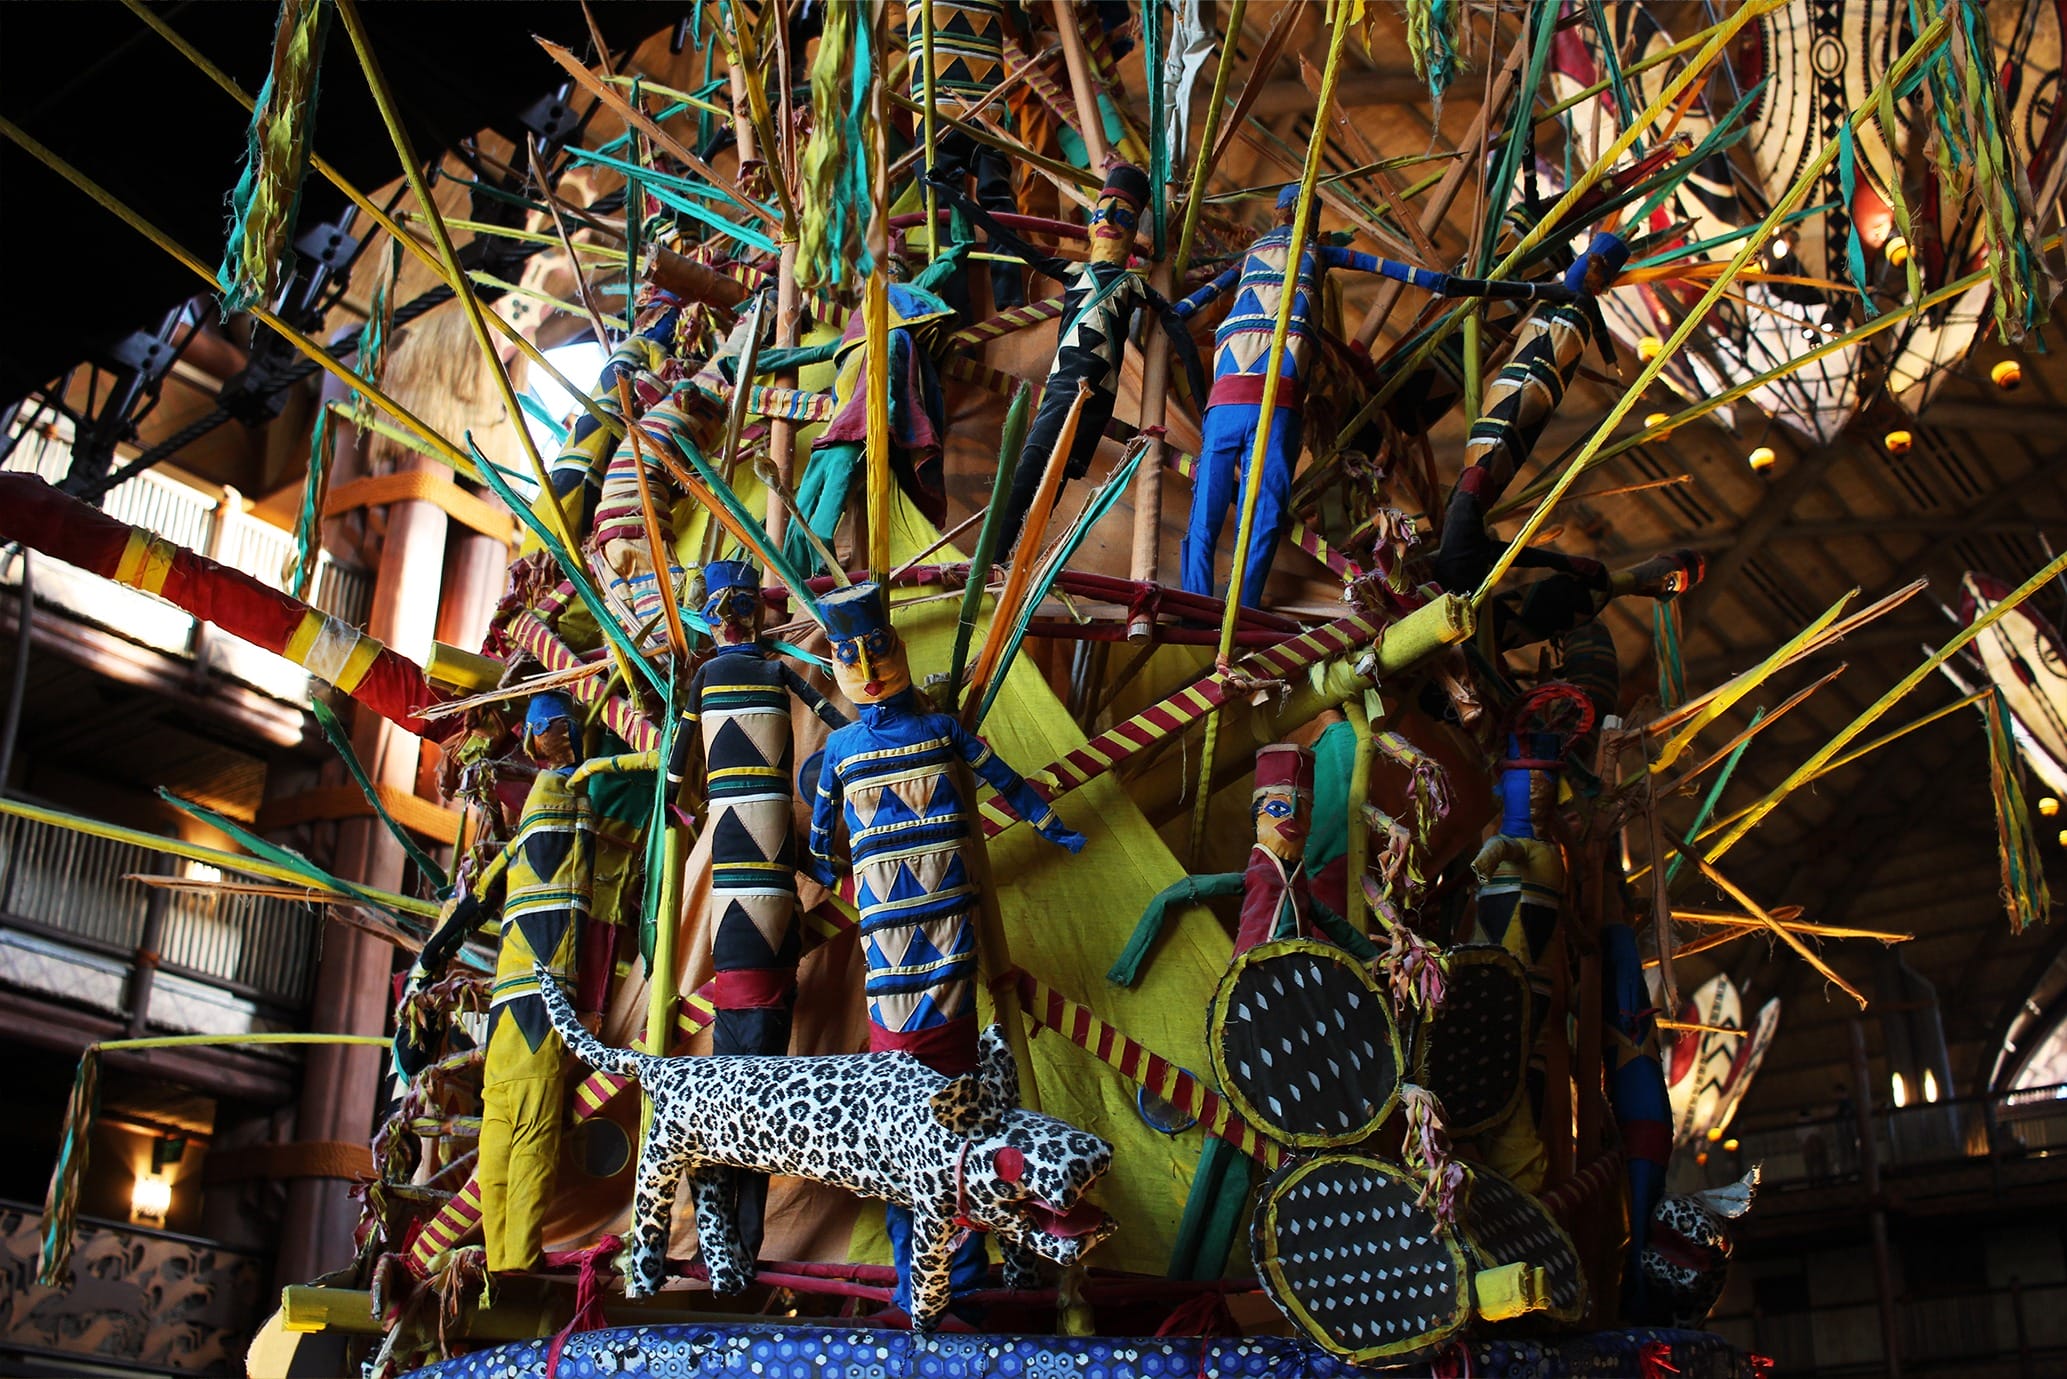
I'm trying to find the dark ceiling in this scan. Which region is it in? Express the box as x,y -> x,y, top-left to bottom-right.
0,0 -> 669,404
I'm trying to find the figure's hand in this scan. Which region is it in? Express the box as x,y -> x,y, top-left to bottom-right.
1051,828 -> 1089,855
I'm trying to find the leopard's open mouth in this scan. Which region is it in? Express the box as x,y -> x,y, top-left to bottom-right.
1016,1196 -> 1117,1261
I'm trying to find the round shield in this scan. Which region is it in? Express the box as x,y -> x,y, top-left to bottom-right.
1251,1153 -> 1471,1364
1208,939 -> 1402,1148
1418,945 -> 1532,1137
1459,1165 -> 1587,1324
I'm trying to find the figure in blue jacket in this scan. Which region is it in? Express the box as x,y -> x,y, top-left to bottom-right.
1172,185 -> 1572,607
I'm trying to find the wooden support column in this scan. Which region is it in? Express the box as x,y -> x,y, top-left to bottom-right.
277,446 -> 450,1286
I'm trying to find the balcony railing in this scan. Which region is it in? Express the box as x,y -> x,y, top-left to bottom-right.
3,425 -> 373,692
0,807 -> 321,1026
0,1201 -> 268,1376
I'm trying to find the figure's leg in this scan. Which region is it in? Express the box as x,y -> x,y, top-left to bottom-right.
686,1163 -> 755,1295
1167,1134 -> 1253,1281
901,1211 -> 962,1333
628,1132 -> 687,1297
1179,405 -> 1254,598
784,440 -> 864,575
971,141 -> 1024,311
1236,408 -> 1303,608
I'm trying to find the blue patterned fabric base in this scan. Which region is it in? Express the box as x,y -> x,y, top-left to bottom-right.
403,1322 -> 1753,1378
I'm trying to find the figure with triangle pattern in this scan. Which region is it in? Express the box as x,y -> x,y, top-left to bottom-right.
802,580 -> 1085,1320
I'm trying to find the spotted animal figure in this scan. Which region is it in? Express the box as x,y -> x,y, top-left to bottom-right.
537,967 -> 1116,1331
1642,1165 -> 1759,1326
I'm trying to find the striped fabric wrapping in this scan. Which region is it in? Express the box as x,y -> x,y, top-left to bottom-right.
1013,970 -> 1281,1168
974,610 -> 1385,838
948,298 -> 1066,348
1537,1148 -> 1624,1234
406,1176 -> 486,1270
748,385 -> 837,424
504,611 -> 660,752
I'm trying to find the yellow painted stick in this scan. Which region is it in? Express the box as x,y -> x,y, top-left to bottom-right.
0,798 -> 439,917
1336,0 -> 1785,442
1655,664 -> 1845,795
114,0 -> 621,440
0,116 -> 483,482
1625,689 -> 1994,885
920,0 -> 940,259
1707,551 -> 2067,863
1675,841 -> 1867,1008
334,0 -> 581,560
1652,591 -> 1854,772
1189,4 -> 1354,865
1470,12 -> 1951,605
615,377 -> 691,659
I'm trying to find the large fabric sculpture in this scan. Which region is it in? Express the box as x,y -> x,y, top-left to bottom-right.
802,581 -> 1085,1316
930,165 -> 1200,555
543,980 -> 1117,1334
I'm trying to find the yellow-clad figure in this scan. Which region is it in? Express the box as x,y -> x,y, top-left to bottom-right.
452,693 -> 594,1272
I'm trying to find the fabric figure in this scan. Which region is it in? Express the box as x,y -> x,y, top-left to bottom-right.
588,390 -> 714,648
801,582 -> 1084,1317
1467,731 -> 1568,1191
547,309 -> 681,532
1603,919 -> 1673,1319
476,696 -> 594,1273
934,165 -> 1200,556
904,0 -> 1023,313
1107,743 -> 1375,1281
1169,186 -> 1569,606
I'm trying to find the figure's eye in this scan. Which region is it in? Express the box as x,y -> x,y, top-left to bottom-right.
835,642 -> 861,665
1262,800 -> 1294,819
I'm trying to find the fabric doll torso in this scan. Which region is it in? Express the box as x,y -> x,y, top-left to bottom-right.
905,0 -> 1007,96
1233,846 -> 1320,955
1205,227 -> 1338,408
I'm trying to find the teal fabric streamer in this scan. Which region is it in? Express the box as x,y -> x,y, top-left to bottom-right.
1837,125 -> 1879,317
516,391 -> 570,446
643,183 -> 782,254
1661,707 -> 1762,890
1142,0 -> 1168,257
974,442 -> 1147,727
310,699 -> 451,892
218,0 -> 331,314
1652,601 -> 1686,710
288,404 -> 333,602
156,788 -> 422,929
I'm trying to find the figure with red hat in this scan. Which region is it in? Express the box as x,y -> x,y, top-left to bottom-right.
1171,184 -> 1574,608
927,162 -> 1205,556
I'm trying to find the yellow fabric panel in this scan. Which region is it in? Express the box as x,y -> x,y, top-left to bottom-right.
843,494 -> 1243,1277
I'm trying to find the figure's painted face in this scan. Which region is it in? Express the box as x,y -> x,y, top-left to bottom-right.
1253,785 -> 1309,861
831,624 -> 911,703
1088,193 -> 1138,264
706,584 -> 761,644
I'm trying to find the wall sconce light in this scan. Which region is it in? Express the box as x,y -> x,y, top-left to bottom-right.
2040,796 -> 2059,817
1883,430 -> 1913,455
1748,446 -> 1777,474
130,1174 -> 171,1226
1885,235 -> 1910,267
1993,360 -> 2024,391
1639,335 -> 1663,361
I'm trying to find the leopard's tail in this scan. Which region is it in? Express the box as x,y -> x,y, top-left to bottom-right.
535,962 -> 649,1081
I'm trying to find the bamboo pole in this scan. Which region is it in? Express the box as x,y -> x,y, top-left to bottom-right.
1127,263 -> 1175,632
1468,12 -> 1950,606
1050,0 -> 1113,168
865,1 -> 893,581
767,240 -> 802,549
1674,841 -> 1868,1008
0,116 -> 482,483
1187,4 -> 1355,864
920,0 -> 941,258
614,377 -> 690,659
335,0 -> 582,562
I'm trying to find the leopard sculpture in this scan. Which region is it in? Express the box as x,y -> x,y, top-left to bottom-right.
1641,1165 -> 1759,1326
537,967 -> 1116,1330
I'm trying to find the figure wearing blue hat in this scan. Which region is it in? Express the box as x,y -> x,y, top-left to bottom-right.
803,581 -> 1086,1322
1171,186 -> 1584,609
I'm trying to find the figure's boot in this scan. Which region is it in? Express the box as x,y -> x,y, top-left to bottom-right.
1614,548 -> 1707,601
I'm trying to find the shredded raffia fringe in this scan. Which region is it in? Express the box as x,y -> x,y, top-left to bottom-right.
1982,688 -> 2051,933
289,402 -> 335,600
1398,1084 -> 1465,1224
1403,0 -> 1465,116
1924,0 -> 2055,341
798,0 -> 876,293
218,0 -> 331,314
